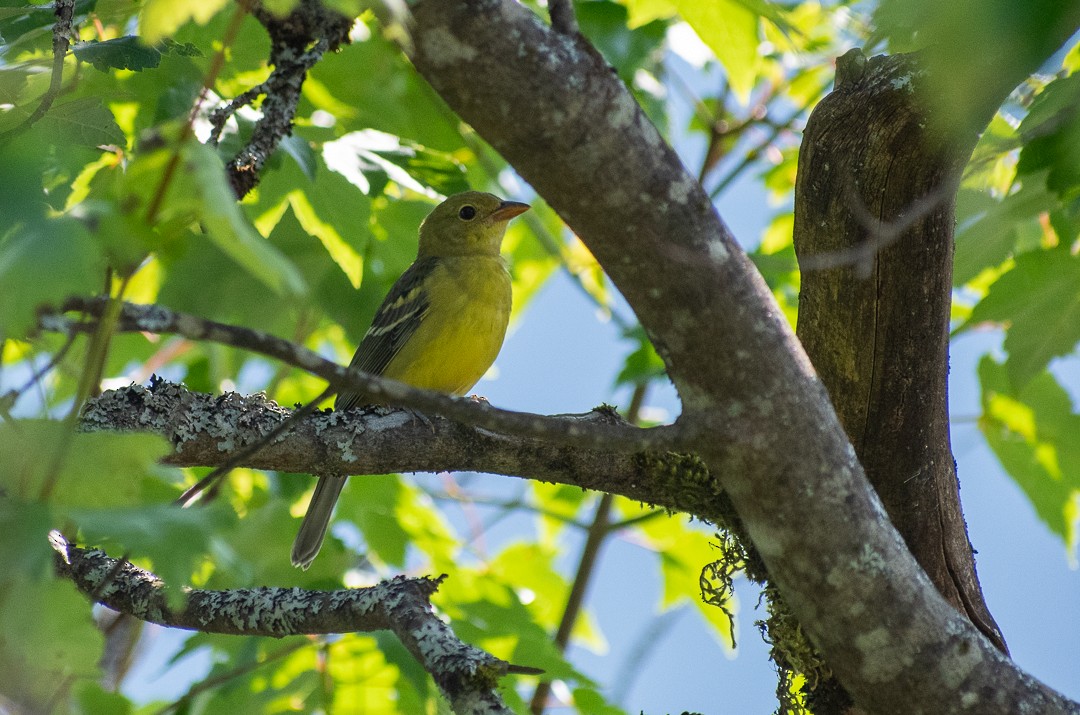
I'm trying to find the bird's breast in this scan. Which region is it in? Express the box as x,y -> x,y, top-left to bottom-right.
384,256 -> 511,395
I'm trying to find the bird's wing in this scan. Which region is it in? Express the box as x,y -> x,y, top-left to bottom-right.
336,257 -> 437,410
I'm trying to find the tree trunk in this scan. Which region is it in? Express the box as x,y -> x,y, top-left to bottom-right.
793,49 -> 1007,708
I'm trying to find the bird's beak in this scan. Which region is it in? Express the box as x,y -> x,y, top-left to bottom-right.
491,201 -> 531,222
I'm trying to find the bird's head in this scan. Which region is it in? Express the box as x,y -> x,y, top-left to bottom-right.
417,191 -> 530,258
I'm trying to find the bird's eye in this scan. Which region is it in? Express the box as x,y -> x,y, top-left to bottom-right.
458,205 -> 477,220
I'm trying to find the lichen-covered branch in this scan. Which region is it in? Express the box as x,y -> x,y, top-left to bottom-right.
44,297 -> 682,454
78,380 -> 743,531
219,0 -> 352,198
51,532 -> 517,715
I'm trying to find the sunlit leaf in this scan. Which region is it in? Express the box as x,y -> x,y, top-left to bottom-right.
979,356 -> 1080,549
140,0 -> 230,43
963,246 -> 1080,389
672,0 -> 761,101
183,142 -> 308,297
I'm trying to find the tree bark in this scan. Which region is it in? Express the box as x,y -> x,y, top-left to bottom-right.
792,50 -> 1008,708
406,2 -> 1080,712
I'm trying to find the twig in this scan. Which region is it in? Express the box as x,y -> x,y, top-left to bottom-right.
798,171 -> 963,278
529,383 -> 648,713
0,0 -> 75,145
549,0 -> 578,35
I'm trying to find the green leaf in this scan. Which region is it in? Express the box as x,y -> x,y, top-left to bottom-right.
139,0 -> 230,43
437,569 -> 583,680
616,325 -> 667,388
1017,73 -> 1080,196
0,577 -> 104,707
74,681 -> 134,715
953,179 -> 1055,286
278,133 -> 318,182
73,36 -> 162,72
0,420 -> 171,507
572,686 -> 627,715
978,356 -> 1080,548
370,142 -> 470,197
963,246 -> 1080,389
576,2 -> 668,83
621,0 -> 678,28
39,97 -> 125,148
0,500 -> 55,580
672,0 -> 760,101
336,473 -> 416,570
182,142 -> 308,297
285,189 -> 366,289
305,29 -> 461,150
531,481 -> 589,546
0,219 -> 103,338
334,473 -> 458,568
0,66 -> 29,105
324,130 -> 469,197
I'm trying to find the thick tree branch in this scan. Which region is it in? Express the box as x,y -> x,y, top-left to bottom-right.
78,381 -> 745,533
793,49 -> 1005,711
405,2 -> 1080,713
798,50 -> 1007,632
44,298 -> 683,454
51,532 -> 520,715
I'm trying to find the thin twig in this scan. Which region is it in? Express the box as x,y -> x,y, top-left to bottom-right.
529,383 -> 648,713
798,171 -> 963,278
0,0 -> 75,145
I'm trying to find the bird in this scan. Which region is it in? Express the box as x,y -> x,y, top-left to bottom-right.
291,191 -> 530,569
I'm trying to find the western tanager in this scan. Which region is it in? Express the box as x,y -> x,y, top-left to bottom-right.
291,191 -> 530,568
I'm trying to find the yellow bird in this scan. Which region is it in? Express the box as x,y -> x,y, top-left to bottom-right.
291,191 -> 530,568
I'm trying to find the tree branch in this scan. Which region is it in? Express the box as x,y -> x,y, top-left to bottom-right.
51,531 -> 522,715
404,2 -> 1080,712
792,48 -> 1005,711
78,380 -> 744,531
44,297 -> 683,454
220,0 -> 352,198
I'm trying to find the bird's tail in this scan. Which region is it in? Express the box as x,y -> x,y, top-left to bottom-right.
291,475 -> 347,569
